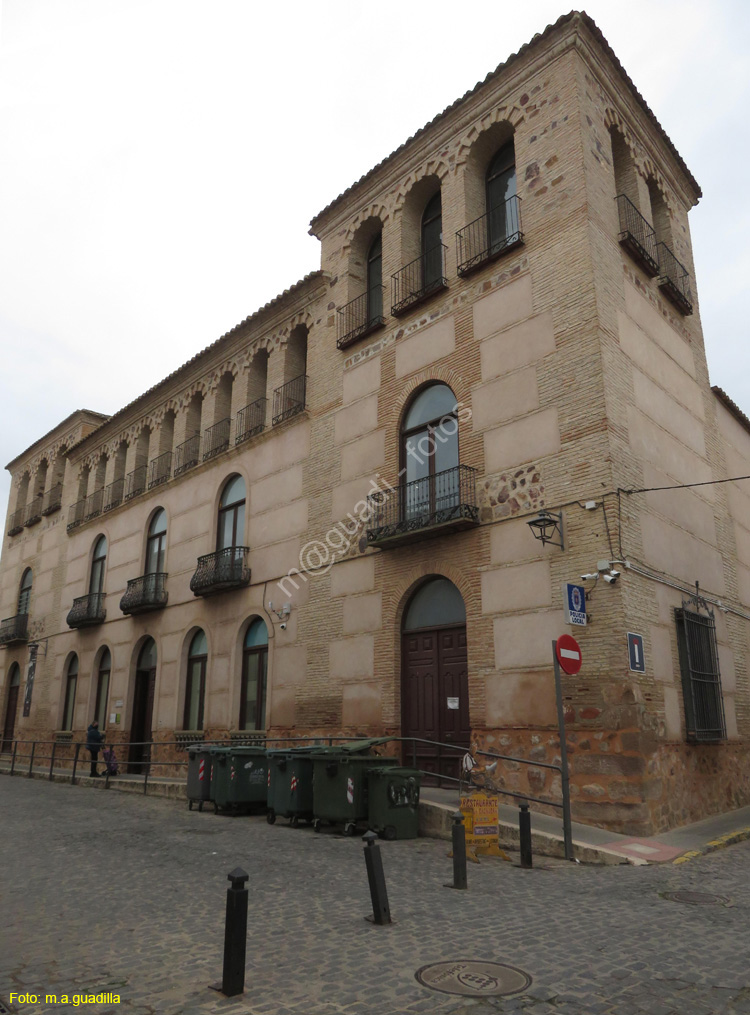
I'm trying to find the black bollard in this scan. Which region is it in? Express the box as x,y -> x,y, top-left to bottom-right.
445,810 -> 467,890
221,867 -> 249,995
362,831 -> 392,925
519,802 -> 532,869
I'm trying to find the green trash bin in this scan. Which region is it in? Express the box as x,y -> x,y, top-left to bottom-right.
186,742 -> 213,811
367,766 -> 421,840
266,747 -> 316,826
311,739 -> 398,836
211,745 -> 268,814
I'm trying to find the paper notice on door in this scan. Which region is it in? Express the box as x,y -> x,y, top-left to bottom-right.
447,697 -> 459,710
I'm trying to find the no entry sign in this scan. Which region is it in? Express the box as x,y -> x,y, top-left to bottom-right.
555,634 -> 582,675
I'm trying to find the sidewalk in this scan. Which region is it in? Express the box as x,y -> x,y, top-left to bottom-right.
4,759 -> 750,865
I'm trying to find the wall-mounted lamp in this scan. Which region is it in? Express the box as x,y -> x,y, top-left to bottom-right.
526,509 -> 564,550
267,601 -> 291,622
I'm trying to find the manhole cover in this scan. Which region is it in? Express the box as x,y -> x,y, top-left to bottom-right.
663,891 -> 729,906
416,960 -> 531,997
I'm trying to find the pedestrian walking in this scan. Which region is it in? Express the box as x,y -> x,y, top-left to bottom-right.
86,720 -> 104,777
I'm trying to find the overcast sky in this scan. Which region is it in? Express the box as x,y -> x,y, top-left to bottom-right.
1,0 -> 748,514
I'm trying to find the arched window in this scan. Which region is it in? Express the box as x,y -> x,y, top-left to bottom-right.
217,476 -> 246,550
366,233 -> 383,326
89,536 -> 107,596
184,630 -> 207,730
421,192 -> 443,289
94,649 -> 111,730
146,510 -> 167,574
17,569 -> 32,615
486,142 -> 518,252
403,577 -> 466,631
240,619 -> 268,731
62,655 -> 78,731
401,384 -> 459,517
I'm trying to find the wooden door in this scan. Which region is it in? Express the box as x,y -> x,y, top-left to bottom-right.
402,623 -> 470,782
1,684 -> 19,753
128,668 -> 155,771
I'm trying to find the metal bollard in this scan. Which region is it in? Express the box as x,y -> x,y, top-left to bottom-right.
362,831 -> 392,925
445,810 -> 468,890
519,802 -> 532,868
210,867 -> 249,996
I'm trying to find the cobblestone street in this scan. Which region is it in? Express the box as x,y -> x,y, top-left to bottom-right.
2,776 -> 750,1015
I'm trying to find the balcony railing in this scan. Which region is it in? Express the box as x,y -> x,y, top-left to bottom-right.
125,466 -> 147,501
174,434 -> 201,477
203,418 -> 231,461
272,375 -> 307,426
67,499 -> 85,532
7,507 -> 25,536
391,245 -> 448,316
41,484 -> 62,516
366,465 -> 479,548
148,451 -> 172,489
103,478 -> 125,512
456,195 -> 523,276
336,287 -> 386,349
0,613 -> 28,646
24,497 -> 43,528
190,546 -> 251,597
84,487 -> 104,521
236,398 -> 267,444
615,194 -> 659,277
66,593 -> 106,629
120,573 -> 168,615
656,242 -> 693,315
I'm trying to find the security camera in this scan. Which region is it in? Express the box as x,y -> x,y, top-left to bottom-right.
603,572 -> 619,584
279,622 -> 287,630
581,573 -> 599,581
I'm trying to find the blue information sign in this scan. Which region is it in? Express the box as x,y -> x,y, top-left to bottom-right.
562,583 -> 587,626
628,632 -> 645,672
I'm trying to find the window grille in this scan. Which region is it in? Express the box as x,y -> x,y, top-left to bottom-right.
674,589 -> 726,742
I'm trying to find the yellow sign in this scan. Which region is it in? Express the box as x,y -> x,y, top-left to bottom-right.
459,791 -> 510,861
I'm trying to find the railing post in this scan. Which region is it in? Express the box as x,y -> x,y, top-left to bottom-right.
210,868 -> 249,997
552,641 -> 574,861
445,811 -> 468,890
49,739 -> 57,780
519,803 -> 532,869
10,739 -> 18,776
362,831 -> 391,925
71,742 -> 80,784
28,741 -> 36,778
143,745 -> 150,794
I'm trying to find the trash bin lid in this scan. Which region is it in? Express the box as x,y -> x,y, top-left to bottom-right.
229,745 -> 267,756
335,737 -> 394,755
368,766 -> 421,778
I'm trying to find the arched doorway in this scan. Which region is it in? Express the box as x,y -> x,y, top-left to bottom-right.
240,618 -> 268,731
401,577 -> 470,781
129,638 -> 157,771
1,663 -> 21,752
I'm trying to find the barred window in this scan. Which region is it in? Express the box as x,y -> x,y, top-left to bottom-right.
674,606 -> 726,742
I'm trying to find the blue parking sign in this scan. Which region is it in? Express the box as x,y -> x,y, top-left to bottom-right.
562,583 -> 587,626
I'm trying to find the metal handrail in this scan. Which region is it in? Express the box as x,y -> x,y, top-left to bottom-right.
203,418 -> 231,461
272,375 -> 307,426
456,195 -> 523,276
336,287 -> 386,349
235,398 -> 267,444
148,451 -> 172,489
391,244 -> 448,315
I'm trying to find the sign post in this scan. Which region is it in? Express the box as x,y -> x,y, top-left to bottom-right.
552,635 -> 580,861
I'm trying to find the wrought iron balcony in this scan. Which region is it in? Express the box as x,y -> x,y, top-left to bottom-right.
615,195 -> 659,277
203,418 -> 231,461
656,242 -> 693,315
66,592 -> 106,629
103,478 -> 125,512
120,572 -> 168,615
84,487 -> 104,521
456,195 -> 523,276
391,245 -> 448,316
174,434 -> 201,477
272,375 -> 307,426
7,507 -> 25,536
24,497 -> 43,528
125,465 -> 147,501
336,287 -> 386,349
366,465 -> 479,549
236,397 -> 267,444
41,483 -> 62,516
148,451 -> 172,489
190,546 -> 251,597
67,499 -> 85,532
0,613 -> 28,646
